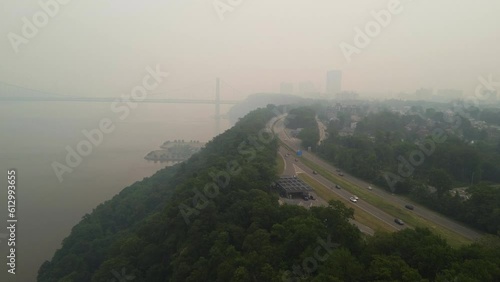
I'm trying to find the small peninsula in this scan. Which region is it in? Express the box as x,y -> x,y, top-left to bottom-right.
144,140 -> 205,164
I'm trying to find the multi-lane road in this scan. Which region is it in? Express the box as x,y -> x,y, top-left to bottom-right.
273,116 -> 483,241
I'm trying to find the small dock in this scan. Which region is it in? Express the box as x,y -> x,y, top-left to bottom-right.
145,140 -> 205,164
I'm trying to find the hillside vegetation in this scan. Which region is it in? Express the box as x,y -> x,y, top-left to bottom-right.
39,106 -> 500,281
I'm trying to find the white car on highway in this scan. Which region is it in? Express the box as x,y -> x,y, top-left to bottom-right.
349,196 -> 358,203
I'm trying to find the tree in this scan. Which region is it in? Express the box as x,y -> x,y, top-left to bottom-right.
316,248 -> 363,282
428,169 -> 453,196
367,255 -> 424,282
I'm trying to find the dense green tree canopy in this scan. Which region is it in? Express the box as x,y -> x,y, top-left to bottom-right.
38,106 -> 500,281
316,108 -> 500,235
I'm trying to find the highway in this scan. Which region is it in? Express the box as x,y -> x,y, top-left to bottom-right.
274,118 -> 406,232
273,116 -> 483,241
279,147 -> 390,235
279,145 -> 406,232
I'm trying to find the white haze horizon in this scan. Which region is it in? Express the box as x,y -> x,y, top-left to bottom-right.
0,0 -> 499,102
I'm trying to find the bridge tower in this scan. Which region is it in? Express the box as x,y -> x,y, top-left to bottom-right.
215,78 -> 221,135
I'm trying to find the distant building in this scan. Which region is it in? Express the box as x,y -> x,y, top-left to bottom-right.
350,122 -> 358,130
326,70 -> 342,98
276,176 -> 313,199
280,82 -> 294,94
290,128 -> 303,137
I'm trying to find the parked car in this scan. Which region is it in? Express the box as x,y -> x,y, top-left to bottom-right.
394,218 -> 405,225
303,195 -> 310,201
405,204 -> 414,210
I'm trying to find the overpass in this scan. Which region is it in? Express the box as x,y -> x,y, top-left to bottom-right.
0,96 -> 240,104
0,78 -> 242,134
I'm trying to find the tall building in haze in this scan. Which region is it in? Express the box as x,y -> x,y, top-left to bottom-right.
326,70 -> 342,97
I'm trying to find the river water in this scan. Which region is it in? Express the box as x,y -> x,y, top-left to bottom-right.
0,101 -> 232,281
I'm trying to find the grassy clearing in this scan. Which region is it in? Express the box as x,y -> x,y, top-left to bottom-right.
298,173 -> 395,234
300,157 -> 472,247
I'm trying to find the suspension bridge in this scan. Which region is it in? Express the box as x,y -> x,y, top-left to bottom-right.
0,78 -> 243,134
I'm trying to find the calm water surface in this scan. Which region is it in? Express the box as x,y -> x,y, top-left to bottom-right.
0,102 -> 232,281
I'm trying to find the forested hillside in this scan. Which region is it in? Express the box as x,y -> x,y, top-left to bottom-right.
286,106 -> 319,150
38,106 -> 500,281
316,109 -> 500,235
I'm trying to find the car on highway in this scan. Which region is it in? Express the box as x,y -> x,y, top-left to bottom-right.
338,172 -> 344,176
295,158 -> 298,162
405,204 -> 414,210
394,218 -> 405,225
335,184 -> 341,189
368,185 -> 372,190
336,169 -> 341,172
313,170 -> 317,175
349,196 -> 358,203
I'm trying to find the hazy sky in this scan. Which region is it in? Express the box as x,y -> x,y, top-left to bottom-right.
1,0 -> 499,100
